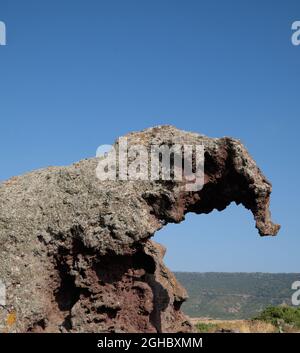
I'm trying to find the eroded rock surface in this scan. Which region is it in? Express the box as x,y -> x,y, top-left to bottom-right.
0,126 -> 280,332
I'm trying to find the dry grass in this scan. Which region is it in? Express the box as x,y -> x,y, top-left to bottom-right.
192,318 -> 277,333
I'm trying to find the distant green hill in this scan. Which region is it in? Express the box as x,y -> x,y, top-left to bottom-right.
174,272 -> 300,320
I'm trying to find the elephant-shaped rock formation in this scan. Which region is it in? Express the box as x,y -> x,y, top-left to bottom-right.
0,126 -> 279,332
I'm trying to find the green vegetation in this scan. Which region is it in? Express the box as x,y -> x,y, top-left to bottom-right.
195,322 -> 218,333
254,306 -> 300,329
174,272 -> 300,319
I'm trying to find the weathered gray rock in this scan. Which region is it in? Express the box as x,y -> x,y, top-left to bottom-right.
0,126 -> 279,332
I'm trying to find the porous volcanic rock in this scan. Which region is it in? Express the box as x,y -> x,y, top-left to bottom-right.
0,126 -> 280,332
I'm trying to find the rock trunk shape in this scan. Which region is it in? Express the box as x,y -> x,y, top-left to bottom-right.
0,126 -> 280,332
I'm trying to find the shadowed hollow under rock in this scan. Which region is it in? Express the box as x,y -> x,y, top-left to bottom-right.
0,126 -> 280,332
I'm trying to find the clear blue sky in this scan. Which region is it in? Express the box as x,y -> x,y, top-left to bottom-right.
0,0 -> 299,272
